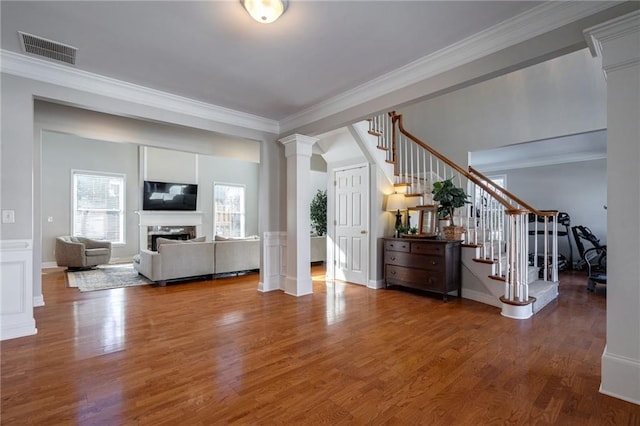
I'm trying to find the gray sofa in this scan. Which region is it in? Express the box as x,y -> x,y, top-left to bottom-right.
133,237 -> 260,285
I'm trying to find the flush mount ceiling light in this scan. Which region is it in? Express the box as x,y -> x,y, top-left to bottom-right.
241,0 -> 288,24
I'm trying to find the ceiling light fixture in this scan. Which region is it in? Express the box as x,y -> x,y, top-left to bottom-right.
240,0 -> 288,24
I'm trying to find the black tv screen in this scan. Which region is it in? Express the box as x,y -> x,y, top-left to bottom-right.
143,181 -> 198,211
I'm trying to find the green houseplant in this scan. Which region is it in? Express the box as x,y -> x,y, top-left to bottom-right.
432,177 -> 470,240
310,189 -> 327,236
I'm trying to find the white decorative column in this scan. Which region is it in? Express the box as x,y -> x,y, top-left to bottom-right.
279,134 -> 318,296
586,10 -> 640,405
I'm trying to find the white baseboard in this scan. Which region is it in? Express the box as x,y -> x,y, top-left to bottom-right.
1,323 -> 37,341
33,295 -> 45,307
258,279 -> 282,292
601,346 -> 640,405
367,279 -> 385,289
42,261 -> 58,269
461,288 -> 501,308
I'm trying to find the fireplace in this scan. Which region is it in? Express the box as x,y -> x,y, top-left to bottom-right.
147,226 -> 196,251
136,211 -> 203,252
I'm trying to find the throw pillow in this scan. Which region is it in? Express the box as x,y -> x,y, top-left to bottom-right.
187,236 -> 206,243
215,235 -> 229,241
155,237 -> 183,249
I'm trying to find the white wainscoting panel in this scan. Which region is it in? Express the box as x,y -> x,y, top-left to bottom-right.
1,240 -> 37,340
258,232 -> 286,292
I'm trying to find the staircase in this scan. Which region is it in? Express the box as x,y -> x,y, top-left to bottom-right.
364,112 -> 559,319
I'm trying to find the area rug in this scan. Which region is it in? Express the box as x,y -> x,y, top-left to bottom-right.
66,263 -> 152,292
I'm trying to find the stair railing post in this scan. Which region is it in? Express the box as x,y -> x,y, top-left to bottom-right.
552,213 -> 559,282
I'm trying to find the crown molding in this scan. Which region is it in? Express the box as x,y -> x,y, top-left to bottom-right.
476,152 -> 607,173
280,1 -> 623,134
0,50 -> 279,135
584,10 -> 640,74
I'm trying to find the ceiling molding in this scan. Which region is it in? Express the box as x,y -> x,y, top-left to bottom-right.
279,1 -> 622,134
0,50 -> 280,135
476,152 -> 607,173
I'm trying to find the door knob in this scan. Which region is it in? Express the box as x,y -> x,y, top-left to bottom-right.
360,230 -> 367,234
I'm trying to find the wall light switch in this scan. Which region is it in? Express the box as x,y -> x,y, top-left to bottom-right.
2,210 -> 15,224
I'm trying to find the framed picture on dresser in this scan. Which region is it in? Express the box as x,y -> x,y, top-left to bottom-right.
417,205 -> 437,237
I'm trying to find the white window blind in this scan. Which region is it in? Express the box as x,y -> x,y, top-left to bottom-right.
72,171 -> 125,244
214,183 -> 245,238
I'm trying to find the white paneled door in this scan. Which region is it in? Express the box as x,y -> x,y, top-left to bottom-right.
334,165 -> 369,285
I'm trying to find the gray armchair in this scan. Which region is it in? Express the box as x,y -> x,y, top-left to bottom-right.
55,236 -> 112,270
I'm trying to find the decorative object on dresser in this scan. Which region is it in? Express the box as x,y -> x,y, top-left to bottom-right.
386,192 -> 409,237
432,177 -> 470,241
383,237 -> 462,301
416,205 -> 438,237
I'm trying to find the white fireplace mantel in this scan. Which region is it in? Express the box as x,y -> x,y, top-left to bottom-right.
135,210 -> 204,227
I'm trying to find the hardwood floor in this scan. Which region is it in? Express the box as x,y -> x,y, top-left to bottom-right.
2,267 -> 638,424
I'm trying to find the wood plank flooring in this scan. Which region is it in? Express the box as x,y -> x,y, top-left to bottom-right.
2,267 -> 639,424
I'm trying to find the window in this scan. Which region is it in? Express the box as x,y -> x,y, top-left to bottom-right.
214,183 -> 245,238
72,171 -> 125,244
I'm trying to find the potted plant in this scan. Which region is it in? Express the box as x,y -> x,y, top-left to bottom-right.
432,177 -> 470,240
310,189 -> 327,236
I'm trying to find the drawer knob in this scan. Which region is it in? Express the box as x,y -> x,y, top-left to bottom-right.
390,256 -> 396,261
432,261 -> 437,265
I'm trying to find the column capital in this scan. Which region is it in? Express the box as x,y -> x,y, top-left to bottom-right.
279,133 -> 318,158
585,10 -> 640,75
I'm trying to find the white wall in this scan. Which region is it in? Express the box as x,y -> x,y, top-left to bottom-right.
198,154 -> 260,239
41,132 -> 141,264
400,49 -> 607,166
490,159 -> 607,265
40,136 -> 261,264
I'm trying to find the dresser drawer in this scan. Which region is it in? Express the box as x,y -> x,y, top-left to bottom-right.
411,242 -> 445,256
385,240 -> 410,253
385,265 -> 445,291
385,252 -> 443,272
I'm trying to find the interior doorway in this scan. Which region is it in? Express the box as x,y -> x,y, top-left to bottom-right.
333,164 -> 369,286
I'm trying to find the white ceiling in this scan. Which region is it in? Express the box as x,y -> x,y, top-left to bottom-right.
1,1 -> 543,122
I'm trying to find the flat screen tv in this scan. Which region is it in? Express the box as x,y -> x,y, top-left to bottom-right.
143,180 -> 198,211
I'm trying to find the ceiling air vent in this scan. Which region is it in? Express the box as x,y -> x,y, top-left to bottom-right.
18,31 -> 77,65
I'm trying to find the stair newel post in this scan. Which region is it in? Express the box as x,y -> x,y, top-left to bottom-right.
519,212 -> 528,302
543,216 -> 549,281
497,203 -> 504,277
551,213 -> 559,282
507,213 -> 516,300
533,214 -> 539,271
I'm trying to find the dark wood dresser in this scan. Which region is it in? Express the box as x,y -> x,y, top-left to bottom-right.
383,238 -> 462,301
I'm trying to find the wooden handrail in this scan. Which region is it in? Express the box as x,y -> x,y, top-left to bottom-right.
469,166 -> 556,217
390,112 -> 520,213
